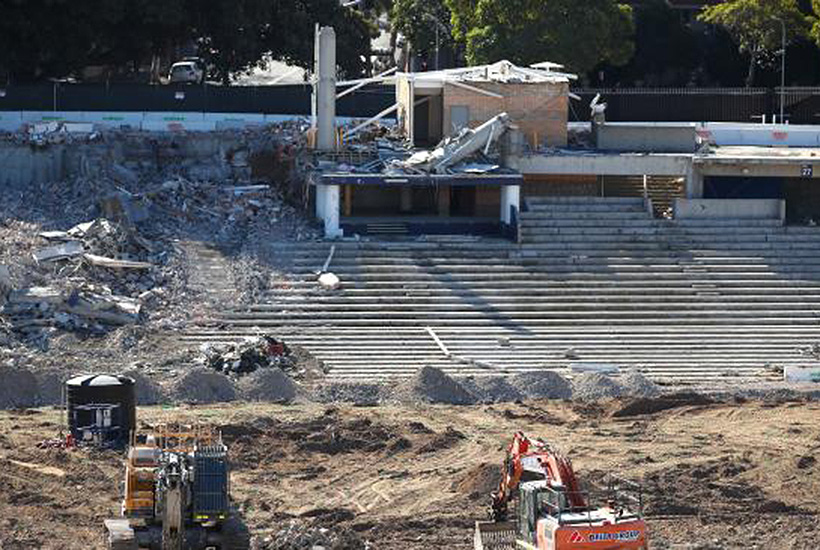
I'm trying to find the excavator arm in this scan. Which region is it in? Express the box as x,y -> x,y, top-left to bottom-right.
490,432 -> 586,521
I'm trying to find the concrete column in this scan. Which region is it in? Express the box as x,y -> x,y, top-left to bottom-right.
323,185 -> 342,238
400,187 -> 413,213
437,185 -> 451,216
686,166 -> 704,199
316,27 -> 337,151
500,185 -> 521,224
315,184 -> 326,220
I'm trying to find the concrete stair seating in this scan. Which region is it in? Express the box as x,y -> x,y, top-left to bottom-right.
183,197 -> 820,383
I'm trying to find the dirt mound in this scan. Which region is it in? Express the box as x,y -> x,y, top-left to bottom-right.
237,367 -> 298,403
452,462 -> 499,498
32,369 -> 66,406
417,426 -> 466,454
572,372 -> 623,401
459,376 -> 523,403
314,382 -> 384,406
298,415 -> 396,455
510,370 -> 572,400
394,366 -> 477,405
169,368 -> 236,404
0,365 -> 38,409
612,392 -> 714,417
619,369 -> 660,398
643,456 -> 802,517
120,369 -> 164,405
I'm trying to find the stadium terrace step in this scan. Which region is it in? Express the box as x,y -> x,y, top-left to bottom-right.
185,197 -> 820,383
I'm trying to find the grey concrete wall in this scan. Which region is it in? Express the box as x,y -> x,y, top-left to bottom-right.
674,198 -> 785,220
0,133 -> 277,189
596,123 -> 697,153
0,145 -> 66,189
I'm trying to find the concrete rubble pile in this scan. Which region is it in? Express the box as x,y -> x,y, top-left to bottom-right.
0,126 -> 318,350
199,336 -> 298,377
256,521 -> 367,550
310,112 -> 512,178
393,112 -> 512,174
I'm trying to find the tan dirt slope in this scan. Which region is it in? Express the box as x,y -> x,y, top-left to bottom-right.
0,398 -> 818,549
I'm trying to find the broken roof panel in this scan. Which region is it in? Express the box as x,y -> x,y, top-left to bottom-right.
390,60 -> 577,88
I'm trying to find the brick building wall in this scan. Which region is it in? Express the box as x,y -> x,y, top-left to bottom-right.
442,81 -> 568,147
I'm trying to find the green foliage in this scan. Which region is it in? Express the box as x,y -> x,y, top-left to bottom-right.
391,0 -> 454,55
0,0 -> 374,83
444,0 -> 635,76
699,0 -> 810,86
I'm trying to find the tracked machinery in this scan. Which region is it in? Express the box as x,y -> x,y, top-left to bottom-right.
104,424 -> 248,550
475,432 -> 648,550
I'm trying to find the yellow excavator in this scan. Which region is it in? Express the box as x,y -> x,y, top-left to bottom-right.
104,424 -> 247,550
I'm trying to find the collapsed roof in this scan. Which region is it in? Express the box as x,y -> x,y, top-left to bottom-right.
396,60 -> 577,86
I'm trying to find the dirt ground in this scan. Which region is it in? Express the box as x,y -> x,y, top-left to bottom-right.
0,397 -> 818,550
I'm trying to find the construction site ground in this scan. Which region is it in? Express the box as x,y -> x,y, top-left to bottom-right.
1,397 -> 818,550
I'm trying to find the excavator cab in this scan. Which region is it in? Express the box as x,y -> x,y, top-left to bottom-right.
523,478 -> 648,550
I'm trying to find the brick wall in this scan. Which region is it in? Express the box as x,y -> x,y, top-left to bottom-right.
442,81 -> 568,147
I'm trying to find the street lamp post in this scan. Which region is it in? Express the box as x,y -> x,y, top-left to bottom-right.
423,13 -> 449,71
773,17 -> 786,124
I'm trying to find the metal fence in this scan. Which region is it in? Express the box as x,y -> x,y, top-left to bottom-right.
572,87 -> 820,124
0,82 -> 395,117
3,82 -> 820,123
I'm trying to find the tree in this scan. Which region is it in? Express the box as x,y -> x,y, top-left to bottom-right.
444,0 -> 634,77
391,0 -> 454,68
699,0 -> 810,87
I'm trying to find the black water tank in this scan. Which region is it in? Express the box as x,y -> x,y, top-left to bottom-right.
66,374 -> 136,447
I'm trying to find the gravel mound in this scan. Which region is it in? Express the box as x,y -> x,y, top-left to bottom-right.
620,369 -> 661,398
170,368 -> 236,404
121,369 -> 165,405
259,520 -> 364,550
315,382 -> 384,406
395,366 -> 478,405
572,372 -> 623,401
237,368 -> 297,403
510,370 -> 573,399
33,369 -> 67,406
0,365 -> 38,408
459,376 -> 523,403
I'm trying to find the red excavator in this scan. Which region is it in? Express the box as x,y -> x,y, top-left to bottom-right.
474,432 -> 648,550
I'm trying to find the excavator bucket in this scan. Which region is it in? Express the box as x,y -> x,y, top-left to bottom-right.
474,521 -> 516,550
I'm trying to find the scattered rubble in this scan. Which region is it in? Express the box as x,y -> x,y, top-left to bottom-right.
257,520 -> 366,550
200,336 -> 296,377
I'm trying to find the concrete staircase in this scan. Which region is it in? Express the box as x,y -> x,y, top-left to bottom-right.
182,197 -> 820,383
601,175 -> 685,217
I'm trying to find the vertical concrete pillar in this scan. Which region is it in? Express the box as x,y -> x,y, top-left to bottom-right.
344,184 -> 353,217
324,185 -> 342,238
437,185 -> 451,217
315,184 -> 326,220
686,165 -> 704,199
500,185 -> 521,224
315,27 -> 337,152
400,186 -> 413,213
